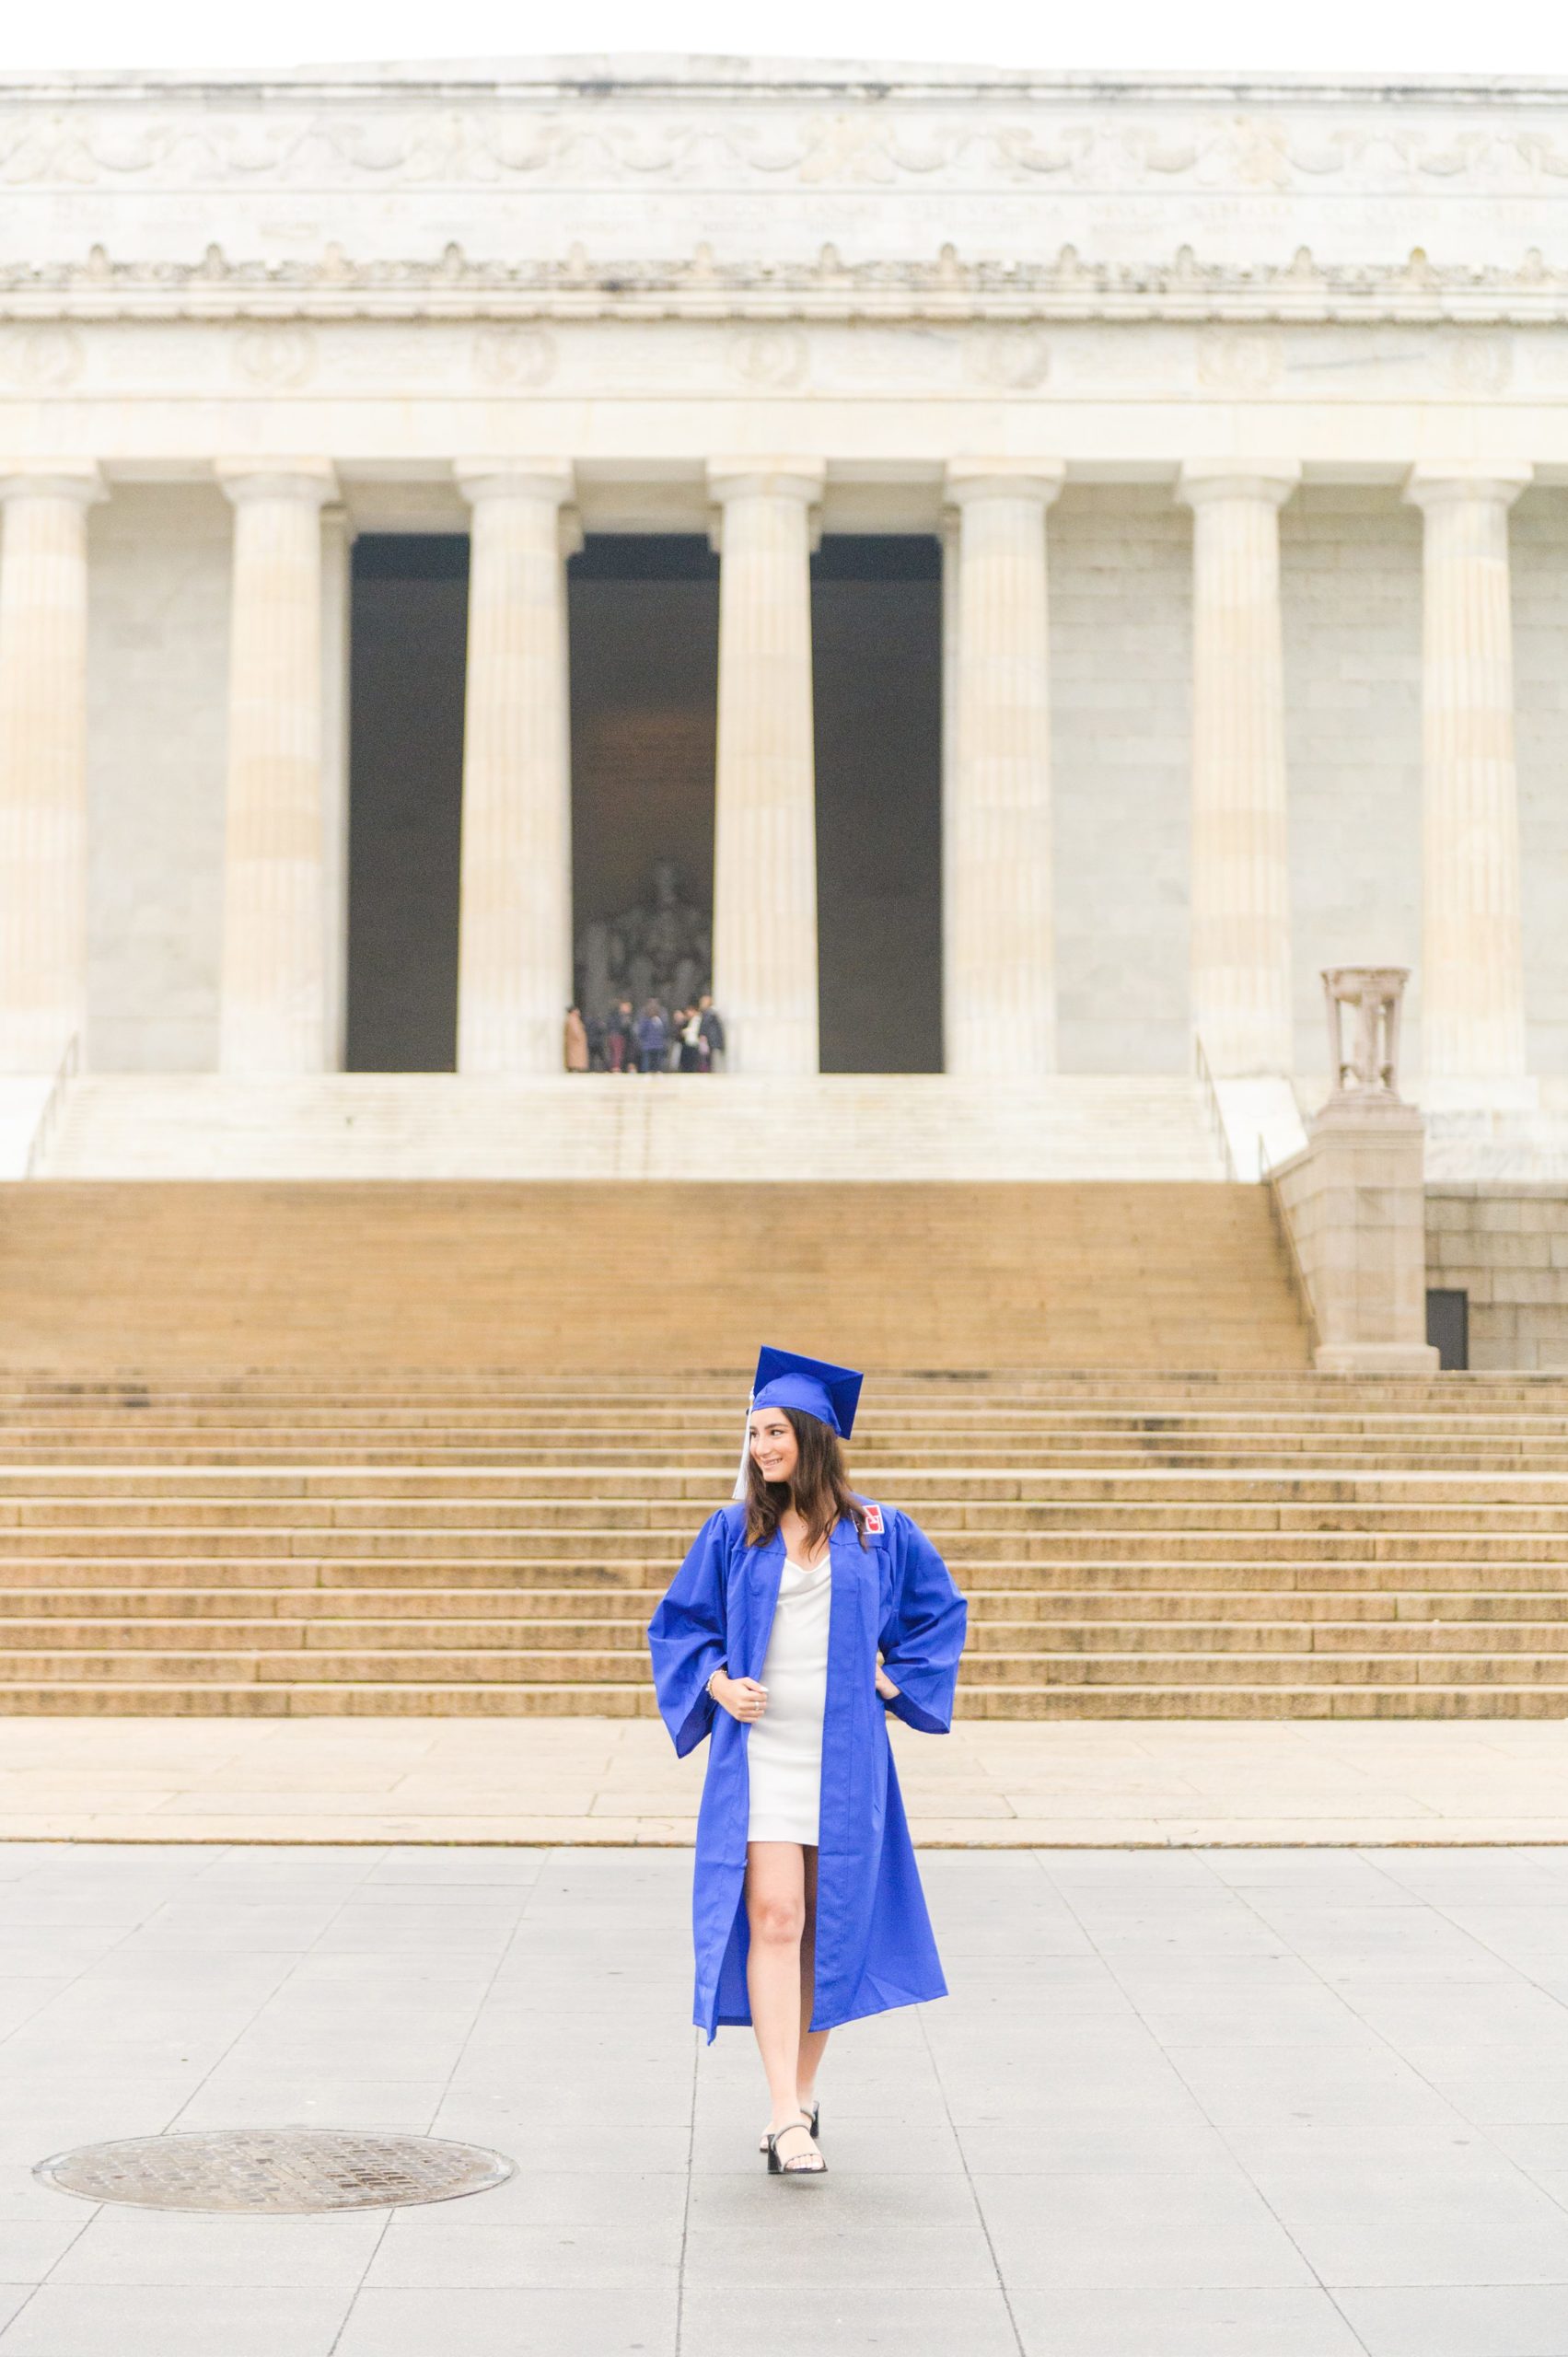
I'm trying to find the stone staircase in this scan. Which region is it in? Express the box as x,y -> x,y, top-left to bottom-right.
0,1180 -> 1304,1375
36,1074 -> 1224,1181
1,1373 -> 1566,1718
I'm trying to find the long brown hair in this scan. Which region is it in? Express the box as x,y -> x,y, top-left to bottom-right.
744,1408 -> 868,1557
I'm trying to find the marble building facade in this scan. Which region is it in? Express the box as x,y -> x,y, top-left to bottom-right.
3,58 -> 1568,1105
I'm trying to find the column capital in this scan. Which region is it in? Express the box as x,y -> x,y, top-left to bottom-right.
705,459 -> 826,505
944,459 -> 1065,507
1177,459 -> 1300,510
1404,461 -> 1533,512
215,459 -> 338,508
0,460 -> 106,507
453,459 -> 575,506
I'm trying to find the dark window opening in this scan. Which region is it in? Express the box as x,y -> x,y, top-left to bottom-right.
811,534 -> 943,1073
569,536 -> 719,1028
346,533 -> 469,1071
1426,1287 -> 1469,1371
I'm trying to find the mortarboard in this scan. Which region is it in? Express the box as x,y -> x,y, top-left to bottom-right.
733,1346 -> 864,1497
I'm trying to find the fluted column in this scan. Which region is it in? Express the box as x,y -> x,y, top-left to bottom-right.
1178,459 -> 1300,1077
708,460 -> 824,1074
216,459 -> 336,1074
943,462 -> 1063,1075
454,461 -> 576,1074
1405,463 -> 1532,1086
0,463 -> 106,1072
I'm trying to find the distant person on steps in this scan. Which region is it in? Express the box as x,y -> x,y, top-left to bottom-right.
698,993 -> 726,1073
648,1348 -> 967,2177
563,1005 -> 588,1073
604,999 -> 634,1074
636,1000 -> 668,1074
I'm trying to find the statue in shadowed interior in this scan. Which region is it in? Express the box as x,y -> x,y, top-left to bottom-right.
577,858 -> 711,1025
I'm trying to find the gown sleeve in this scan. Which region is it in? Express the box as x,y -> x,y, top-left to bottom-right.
647,1509 -> 732,1757
878,1514 -> 968,1736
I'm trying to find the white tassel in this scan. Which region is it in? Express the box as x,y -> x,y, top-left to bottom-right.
732,1393 -> 754,1501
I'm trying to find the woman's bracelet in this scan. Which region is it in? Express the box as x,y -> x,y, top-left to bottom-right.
705,1666 -> 726,1700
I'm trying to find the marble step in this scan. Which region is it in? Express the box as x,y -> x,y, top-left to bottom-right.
8,1586 -> 1568,1624
0,1178 -> 1308,1376
40,1074 -> 1225,1182
13,1617 -> 1568,1656
4,1556 -> 1566,1593
5,1643 -> 1566,1685
0,1680 -> 1562,1718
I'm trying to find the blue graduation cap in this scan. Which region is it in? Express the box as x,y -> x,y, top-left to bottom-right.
734,1346 -> 864,1497
751,1345 -> 864,1440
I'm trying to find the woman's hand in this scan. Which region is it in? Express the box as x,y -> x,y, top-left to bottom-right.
712,1672 -> 769,1723
875,1666 -> 900,1701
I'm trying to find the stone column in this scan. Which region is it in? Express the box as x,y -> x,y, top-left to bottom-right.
942,462 -> 1063,1076
216,459 -> 337,1074
1178,460 -> 1300,1077
454,461 -> 576,1074
707,460 -> 824,1075
1404,463 -> 1532,1090
0,462 -> 106,1073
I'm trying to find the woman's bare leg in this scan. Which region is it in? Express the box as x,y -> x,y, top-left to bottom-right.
797,1845 -> 830,2113
746,1841 -> 810,2131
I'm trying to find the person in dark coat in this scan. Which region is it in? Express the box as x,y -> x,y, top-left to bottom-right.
604,999 -> 634,1074
635,1000 -> 668,1074
677,1007 -> 704,1073
697,993 -> 726,1072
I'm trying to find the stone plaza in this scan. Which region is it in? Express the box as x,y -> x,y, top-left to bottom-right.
4,1836 -> 1568,2355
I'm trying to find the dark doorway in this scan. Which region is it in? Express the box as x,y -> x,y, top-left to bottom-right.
569,537 -> 719,1024
812,537 -> 943,1072
346,535 -> 469,1071
1426,1287 -> 1469,1370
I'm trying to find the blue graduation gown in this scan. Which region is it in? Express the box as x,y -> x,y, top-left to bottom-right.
647,1500 -> 967,2039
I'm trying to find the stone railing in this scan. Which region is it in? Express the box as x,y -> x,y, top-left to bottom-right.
23,1032 -> 79,1180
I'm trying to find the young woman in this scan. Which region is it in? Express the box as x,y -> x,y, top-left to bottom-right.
647,1347 -> 967,2177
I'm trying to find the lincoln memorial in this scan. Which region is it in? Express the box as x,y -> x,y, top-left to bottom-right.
6,54 -> 1568,1724
1,57 -> 1567,1192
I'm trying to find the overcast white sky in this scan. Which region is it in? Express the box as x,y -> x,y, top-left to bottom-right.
3,0 -> 1566,78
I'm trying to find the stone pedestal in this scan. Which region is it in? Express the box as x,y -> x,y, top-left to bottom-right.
1273,967 -> 1438,1374
216,459 -> 336,1075
454,461 -> 577,1075
943,462 -> 1064,1075
1404,463 -> 1531,1093
0,463 -> 106,1073
1178,461 -> 1299,1077
708,460 -> 824,1075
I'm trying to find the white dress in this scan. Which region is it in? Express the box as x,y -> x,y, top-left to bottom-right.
747,1552 -> 831,1843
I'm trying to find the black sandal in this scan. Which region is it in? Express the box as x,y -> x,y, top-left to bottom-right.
766,2118 -> 827,2176
758,2100 -> 819,2154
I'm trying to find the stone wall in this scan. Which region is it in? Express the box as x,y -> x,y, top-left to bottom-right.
1426,1186 -> 1568,1371
1052,485 -> 1192,1075
1282,487 -> 1424,1072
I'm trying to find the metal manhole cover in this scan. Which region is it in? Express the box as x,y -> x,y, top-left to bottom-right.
36,2129 -> 515,2214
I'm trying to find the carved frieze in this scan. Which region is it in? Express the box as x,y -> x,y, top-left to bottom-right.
3,240 -> 1568,328
7,93 -> 1568,195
